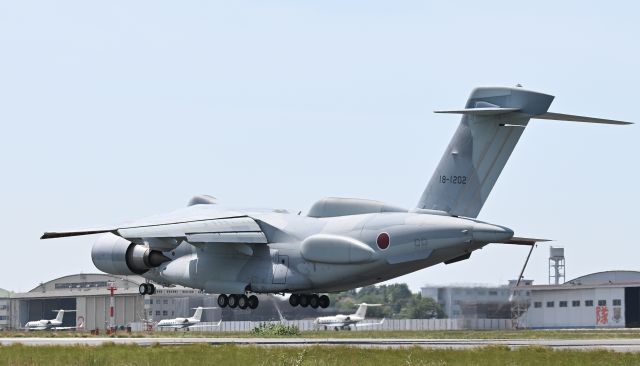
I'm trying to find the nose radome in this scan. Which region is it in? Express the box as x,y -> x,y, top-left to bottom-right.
471,222 -> 514,243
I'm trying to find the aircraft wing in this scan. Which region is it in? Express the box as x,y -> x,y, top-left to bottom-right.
317,322 -> 347,327
188,320 -> 222,328
42,208 -> 269,245
24,326 -> 48,331
51,326 -> 83,330
355,318 -> 386,327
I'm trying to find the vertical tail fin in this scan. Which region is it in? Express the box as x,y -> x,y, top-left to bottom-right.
354,303 -> 368,318
354,303 -> 381,318
418,87 -> 554,218
192,307 -> 203,321
55,310 -> 65,323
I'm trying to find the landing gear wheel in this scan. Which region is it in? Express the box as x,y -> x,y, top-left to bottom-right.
248,295 -> 259,309
299,294 -> 309,308
319,295 -> 330,309
217,294 -> 229,308
228,294 -> 239,308
289,294 -> 300,307
238,295 -> 249,309
309,294 -> 319,309
147,284 -> 156,295
138,283 -> 148,295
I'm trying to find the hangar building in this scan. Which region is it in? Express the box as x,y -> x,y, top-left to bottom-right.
8,273 -> 219,331
518,271 -> 640,329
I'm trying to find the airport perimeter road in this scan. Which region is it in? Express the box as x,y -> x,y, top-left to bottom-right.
2,337 -> 640,352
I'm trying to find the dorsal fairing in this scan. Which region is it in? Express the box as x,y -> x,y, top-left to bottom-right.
308,197 -> 407,218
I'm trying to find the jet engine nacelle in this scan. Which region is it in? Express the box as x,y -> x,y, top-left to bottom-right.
91,233 -> 170,275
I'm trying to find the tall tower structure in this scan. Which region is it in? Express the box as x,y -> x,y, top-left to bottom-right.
548,247 -> 565,285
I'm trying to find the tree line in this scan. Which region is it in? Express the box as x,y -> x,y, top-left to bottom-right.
328,283 -> 446,319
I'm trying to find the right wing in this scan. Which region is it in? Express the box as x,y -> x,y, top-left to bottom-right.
355,318 -> 386,328
188,320 -> 222,328
42,206 -> 269,246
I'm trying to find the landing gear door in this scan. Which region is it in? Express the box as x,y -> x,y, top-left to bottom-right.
272,251 -> 289,284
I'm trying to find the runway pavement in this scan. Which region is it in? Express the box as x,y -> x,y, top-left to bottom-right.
2,337 -> 640,352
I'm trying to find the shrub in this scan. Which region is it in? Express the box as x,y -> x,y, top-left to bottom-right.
250,323 -> 300,336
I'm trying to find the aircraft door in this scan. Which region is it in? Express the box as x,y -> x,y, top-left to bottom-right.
272,251 -> 289,284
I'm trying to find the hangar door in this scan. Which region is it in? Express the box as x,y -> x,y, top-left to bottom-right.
625,287 -> 640,328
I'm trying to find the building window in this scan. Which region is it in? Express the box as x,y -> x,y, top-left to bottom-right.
148,311 -> 152,316
488,291 -> 498,296
534,302 -> 542,308
163,299 -> 169,305
613,299 -> 621,306
572,300 -> 580,307
155,311 -> 160,316
547,301 -> 554,308
559,301 -> 567,308
585,300 -> 594,307
0,305 -> 7,310
598,300 -> 606,306
0,316 -> 7,320
162,311 -> 168,316
149,299 -> 153,304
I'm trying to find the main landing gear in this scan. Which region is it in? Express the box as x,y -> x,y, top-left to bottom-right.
289,294 -> 330,309
217,294 -> 259,310
138,283 -> 156,295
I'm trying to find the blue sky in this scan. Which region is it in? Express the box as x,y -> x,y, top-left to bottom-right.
0,1 -> 637,292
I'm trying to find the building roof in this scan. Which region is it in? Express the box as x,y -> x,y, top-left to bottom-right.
11,273 -> 202,299
565,270 -> 640,285
0,288 -> 10,298
10,273 -> 145,299
514,270 -> 640,291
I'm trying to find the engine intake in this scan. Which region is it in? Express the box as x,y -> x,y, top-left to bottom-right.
92,233 -> 171,275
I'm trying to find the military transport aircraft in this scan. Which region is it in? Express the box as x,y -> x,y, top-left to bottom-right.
24,310 -> 82,331
155,306 -> 221,330
314,303 -> 385,331
42,86 -> 632,311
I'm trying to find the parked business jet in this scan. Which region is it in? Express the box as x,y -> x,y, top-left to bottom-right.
24,310 -> 82,331
155,306 -> 220,330
314,303 -> 385,330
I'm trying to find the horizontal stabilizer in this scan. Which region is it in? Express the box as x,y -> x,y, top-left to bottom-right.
41,228 -> 115,239
533,112 -> 633,125
434,107 -> 520,116
498,237 -> 551,246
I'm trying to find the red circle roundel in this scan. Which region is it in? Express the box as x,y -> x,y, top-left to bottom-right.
377,232 -> 390,250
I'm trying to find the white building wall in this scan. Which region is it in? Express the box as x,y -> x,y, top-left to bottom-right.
522,287 -> 625,328
0,298 -> 9,329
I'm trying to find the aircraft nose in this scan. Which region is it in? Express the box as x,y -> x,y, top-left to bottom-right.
471,222 -> 514,243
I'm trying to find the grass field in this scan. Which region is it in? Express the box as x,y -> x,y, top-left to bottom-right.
2,329 -> 640,339
1,344 -> 639,366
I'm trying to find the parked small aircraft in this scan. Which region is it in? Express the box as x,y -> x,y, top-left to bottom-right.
155,306 -> 220,330
314,303 -> 384,331
24,310 -> 82,331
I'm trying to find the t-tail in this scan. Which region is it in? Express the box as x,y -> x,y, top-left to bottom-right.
53,309 -> 69,323
354,303 -> 381,318
418,86 -> 632,218
192,307 -> 203,321
191,307 -> 215,321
